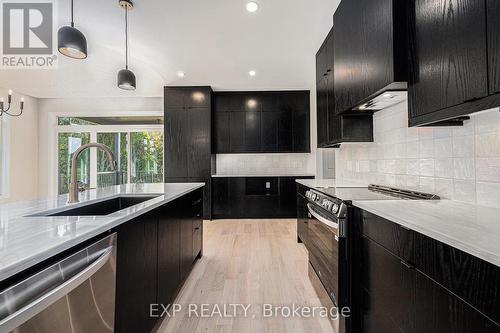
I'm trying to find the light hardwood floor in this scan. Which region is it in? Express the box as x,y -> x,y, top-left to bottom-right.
157,219 -> 335,333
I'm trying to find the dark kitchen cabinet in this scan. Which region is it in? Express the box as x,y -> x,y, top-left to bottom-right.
115,189 -> 204,333
115,211 -> 158,333
361,236 -> 415,333
333,0 -> 408,114
408,0 -> 489,126
164,86 -> 214,219
488,0 -> 500,95
157,202 -> 181,307
333,0 -> 363,114
214,91 -> 310,153
316,27 -> 373,147
212,176 -> 314,219
357,208 -> 500,332
415,271 -> 500,333
215,112 -> 230,152
188,107 -> 211,177
229,112 -> 246,152
245,111 -> 261,152
164,108 -> 188,178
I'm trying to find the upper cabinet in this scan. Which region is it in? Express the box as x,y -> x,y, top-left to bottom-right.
316,26 -> 374,148
408,0 -> 489,126
214,91 -> 310,154
334,0 -> 408,114
488,0 -> 500,96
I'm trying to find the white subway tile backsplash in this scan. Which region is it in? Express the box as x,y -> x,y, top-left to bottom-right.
335,105 -> 500,208
476,157 -> 500,182
453,158 -> 475,180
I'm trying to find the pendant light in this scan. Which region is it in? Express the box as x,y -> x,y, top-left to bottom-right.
117,0 -> 136,90
58,0 -> 87,59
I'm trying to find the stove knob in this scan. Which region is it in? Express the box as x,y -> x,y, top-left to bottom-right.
331,203 -> 339,213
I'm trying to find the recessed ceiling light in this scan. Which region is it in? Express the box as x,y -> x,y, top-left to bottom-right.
358,104 -> 367,110
383,93 -> 394,98
249,70 -> 256,77
246,1 -> 259,13
177,71 -> 185,78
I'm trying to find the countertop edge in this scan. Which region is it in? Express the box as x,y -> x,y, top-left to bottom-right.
352,200 -> 500,268
0,183 -> 205,282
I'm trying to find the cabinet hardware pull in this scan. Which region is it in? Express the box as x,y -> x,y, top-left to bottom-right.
401,260 -> 414,269
194,227 -> 200,230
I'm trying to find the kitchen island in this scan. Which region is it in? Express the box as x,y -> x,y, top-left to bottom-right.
0,182 -> 205,333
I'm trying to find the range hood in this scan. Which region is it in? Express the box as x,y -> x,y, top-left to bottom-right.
354,90 -> 408,112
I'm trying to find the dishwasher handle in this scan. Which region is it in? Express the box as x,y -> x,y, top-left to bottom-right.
0,245 -> 113,333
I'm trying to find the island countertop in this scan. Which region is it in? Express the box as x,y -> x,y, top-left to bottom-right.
0,182 -> 204,282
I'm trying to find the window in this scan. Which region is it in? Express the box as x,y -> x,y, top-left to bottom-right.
56,116 -> 164,194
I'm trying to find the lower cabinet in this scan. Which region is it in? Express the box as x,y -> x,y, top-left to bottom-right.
116,189 -> 203,333
212,176 -> 314,219
358,209 -> 500,333
115,211 -> 159,333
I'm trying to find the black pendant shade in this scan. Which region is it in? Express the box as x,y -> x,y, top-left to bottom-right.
58,0 -> 87,59
118,0 -> 136,91
58,25 -> 87,59
118,69 -> 136,90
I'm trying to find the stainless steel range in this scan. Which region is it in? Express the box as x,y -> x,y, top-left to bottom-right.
303,184 -> 439,333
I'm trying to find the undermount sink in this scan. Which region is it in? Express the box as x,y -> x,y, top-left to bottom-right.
29,195 -> 161,217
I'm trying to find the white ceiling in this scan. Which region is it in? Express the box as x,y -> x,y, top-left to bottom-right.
0,0 -> 338,98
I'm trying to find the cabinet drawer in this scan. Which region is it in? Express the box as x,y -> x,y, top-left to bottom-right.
415,270 -> 500,332
414,233 -> 500,324
361,210 -> 413,261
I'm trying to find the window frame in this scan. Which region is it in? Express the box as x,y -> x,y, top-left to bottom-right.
48,111 -> 163,196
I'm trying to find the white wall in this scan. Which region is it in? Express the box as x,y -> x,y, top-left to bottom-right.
37,97 -> 162,198
0,88 -> 39,203
335,100 -> 500,208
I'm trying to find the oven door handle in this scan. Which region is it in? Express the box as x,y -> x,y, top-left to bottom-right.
307,203 -> 338,230
0,246 -> 113,332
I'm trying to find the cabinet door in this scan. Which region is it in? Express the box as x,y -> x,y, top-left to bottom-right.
361,236 -> 415,333
361,0 -> 395,97
212,177 -> 230,218
317,78 -> 328,147
187,108 -> 211,177
334,0 -> 364,114
488,0 -> 500,95
277,111 -> 293,152
192,195 -> 203,259
415,271 -> 500,333
164,108 -> 188,178
157,203 -> 180,306
215,112 -> 230,153
229,112 -> 246,152
408,0 -> 488,118
326,73 -> 336,144
261,112 -> 279,152
116,212 -> 158,333
180,198 -> 194,280
279,177 -> 297,217
316,44 -> 327,83
292,106 -> 310,152
245,111 -> 261,152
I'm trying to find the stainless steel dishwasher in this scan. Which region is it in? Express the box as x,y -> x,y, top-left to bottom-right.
0,233 -> 116,333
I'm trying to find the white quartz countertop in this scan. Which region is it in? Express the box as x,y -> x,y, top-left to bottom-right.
0,182 -> 204,282
295,178 -> 367,188
212,173 -> 316,178
353,199 -> 500,268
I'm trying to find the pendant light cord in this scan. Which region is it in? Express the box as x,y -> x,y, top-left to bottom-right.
70,0 -> 74,27
125,8 -> 128,70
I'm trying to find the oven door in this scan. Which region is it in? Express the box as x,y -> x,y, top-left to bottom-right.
307,203 -> 342,306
